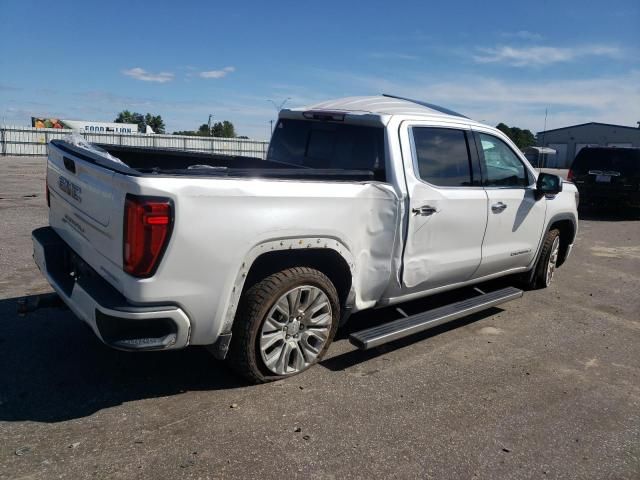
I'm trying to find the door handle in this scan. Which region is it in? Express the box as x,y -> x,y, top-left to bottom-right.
491,202 -> 507,213
412,205 -> 437,216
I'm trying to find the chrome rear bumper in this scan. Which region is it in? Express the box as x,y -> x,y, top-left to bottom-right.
32,227 -> 191,351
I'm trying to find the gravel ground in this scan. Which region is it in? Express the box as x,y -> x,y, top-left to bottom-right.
1,156 -> 639,479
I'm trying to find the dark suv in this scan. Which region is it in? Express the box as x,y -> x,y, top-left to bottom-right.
569,147 -> 640,208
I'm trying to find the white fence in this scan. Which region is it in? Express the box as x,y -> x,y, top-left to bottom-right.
0,125 -> 270,159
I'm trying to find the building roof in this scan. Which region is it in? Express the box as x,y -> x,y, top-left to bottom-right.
523,146 -> 556,154
293,94 -> 469,120
537,122 -> 640,135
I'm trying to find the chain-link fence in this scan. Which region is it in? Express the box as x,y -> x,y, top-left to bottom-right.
0,125 -> 270,158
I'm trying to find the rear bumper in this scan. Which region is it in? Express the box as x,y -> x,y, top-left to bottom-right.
32,227 -> 191,351
576,185 -> 640,206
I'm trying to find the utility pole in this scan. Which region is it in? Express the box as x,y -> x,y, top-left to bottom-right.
208,114 -> 214,136
540,107 -> 548,168
269,119 -> 274,136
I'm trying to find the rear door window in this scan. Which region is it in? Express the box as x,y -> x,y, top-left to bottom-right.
411,127 -> 476,187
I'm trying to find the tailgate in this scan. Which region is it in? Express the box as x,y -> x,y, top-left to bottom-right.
575,170 -> 639,194
46,141 -> 127,286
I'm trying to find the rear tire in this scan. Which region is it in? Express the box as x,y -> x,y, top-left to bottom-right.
525,228 -> 561,290
227,267 -> 340,384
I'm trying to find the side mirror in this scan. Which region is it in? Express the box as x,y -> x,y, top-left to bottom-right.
536,172 -> 563,199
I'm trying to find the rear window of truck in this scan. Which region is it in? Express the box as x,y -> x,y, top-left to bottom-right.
267,119 -> 386,179
572,148 -> 640,175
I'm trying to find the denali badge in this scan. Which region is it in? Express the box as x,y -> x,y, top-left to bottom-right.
58,176 -> 82,202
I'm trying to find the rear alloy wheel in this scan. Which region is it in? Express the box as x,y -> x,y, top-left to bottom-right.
259,285 -> 333,375
228,267 -> 340,383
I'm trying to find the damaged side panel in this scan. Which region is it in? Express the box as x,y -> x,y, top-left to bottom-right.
121,175 -> 402,345
214,181 -> 402,339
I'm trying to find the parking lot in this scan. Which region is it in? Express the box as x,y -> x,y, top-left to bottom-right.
1,156 -> 639,479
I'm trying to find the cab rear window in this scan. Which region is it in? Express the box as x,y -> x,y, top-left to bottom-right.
267,119 -> 386,180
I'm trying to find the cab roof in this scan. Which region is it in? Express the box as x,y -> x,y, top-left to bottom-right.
291,94 -> 469,120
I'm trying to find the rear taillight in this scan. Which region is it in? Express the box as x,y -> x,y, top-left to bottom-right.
123,195 -> 173,277
567,169 -> 574,182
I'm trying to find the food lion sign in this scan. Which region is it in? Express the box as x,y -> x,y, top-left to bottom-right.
31,117 -> 138,134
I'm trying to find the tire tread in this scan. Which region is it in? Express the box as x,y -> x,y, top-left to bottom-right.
227,267 -> 339,383
528,228 -> 561,290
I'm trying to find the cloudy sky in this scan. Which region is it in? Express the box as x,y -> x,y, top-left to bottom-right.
1,0 -> 639,139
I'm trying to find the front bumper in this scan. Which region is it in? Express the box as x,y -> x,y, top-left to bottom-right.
32,227 -> 191,351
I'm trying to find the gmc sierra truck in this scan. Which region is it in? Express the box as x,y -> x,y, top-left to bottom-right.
32,95 -> 578,383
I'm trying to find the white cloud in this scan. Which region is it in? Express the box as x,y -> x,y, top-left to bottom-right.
500,30 -> 543,41
312,68 -> 640,132
0,83 -> 21,91
473,45 -> 621,67
425,74 -> 640,130
122,67 -> 174,83
106,68 -> 640,137
368,52 -> 419,61
199,66 -> 236,79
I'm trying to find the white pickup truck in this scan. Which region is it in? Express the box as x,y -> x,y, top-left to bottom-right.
32,95 -> 578,382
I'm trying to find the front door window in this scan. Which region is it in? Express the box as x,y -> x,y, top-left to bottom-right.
478,133 -> 531,187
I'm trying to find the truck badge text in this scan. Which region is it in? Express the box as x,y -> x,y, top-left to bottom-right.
58,176 -> 82,202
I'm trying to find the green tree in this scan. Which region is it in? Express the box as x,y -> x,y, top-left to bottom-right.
115,110 -> 145,132
495,122 -> 511,138
222,120 -> 236,138
115,110 -> 165,134
198,124 -> 211,136
172,130 -> 199,136
172,120 -> 240,137
211,120 -> 236,138
144,113 -> 166,134
495,123 -> 535,149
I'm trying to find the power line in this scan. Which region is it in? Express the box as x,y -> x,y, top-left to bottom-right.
267,98 -> 290,139
267,98 -> 291,113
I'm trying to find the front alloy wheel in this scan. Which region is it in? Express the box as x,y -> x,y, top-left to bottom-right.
545,235 -> 561,286
525,228 -> 561,289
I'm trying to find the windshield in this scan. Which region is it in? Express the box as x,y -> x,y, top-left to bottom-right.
267,119 -> 386,176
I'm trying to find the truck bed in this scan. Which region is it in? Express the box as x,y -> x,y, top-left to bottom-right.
44,137 -> 400,348
58,142 -> 377,181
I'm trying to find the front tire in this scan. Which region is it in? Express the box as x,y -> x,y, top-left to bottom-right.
526,228 -> 561,289
227,267 -> 340,383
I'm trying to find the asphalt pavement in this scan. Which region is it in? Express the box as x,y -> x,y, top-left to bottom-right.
1,156 -> 638,479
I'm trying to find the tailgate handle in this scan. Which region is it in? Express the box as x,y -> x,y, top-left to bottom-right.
63,156 -> 76,174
